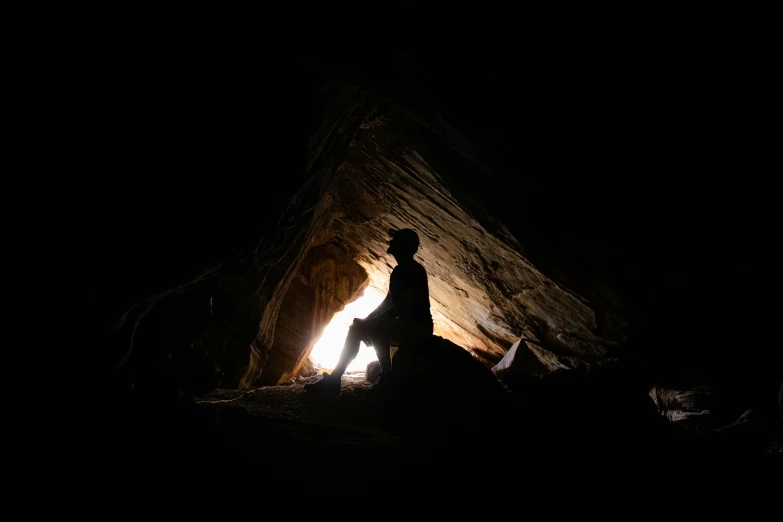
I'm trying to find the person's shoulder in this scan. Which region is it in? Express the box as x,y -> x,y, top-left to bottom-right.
413,259 -> 427,273
394,259 -> 427,274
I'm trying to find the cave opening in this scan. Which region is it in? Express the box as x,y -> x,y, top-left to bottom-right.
309,285 -> 386,373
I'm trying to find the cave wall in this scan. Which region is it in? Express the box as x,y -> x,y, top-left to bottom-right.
85,66 -> 372,393
86,57 -> 320,391
305,98 -> 631,370
259,242 -> 368,385
216,78 -> 632,384
303,48 -> 780,396
110,67 -> 778,398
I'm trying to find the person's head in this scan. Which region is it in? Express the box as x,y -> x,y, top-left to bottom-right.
387,228 -> 419,259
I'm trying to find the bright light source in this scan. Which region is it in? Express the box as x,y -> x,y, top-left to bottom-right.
309,287 -> 387,372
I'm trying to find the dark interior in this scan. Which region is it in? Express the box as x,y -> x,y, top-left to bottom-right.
75,16 -> 780,490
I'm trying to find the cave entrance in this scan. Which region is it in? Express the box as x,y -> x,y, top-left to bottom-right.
309,286 -> 387,372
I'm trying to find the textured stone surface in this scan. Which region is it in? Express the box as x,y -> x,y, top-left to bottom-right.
365,360 -> 381,384
97,69 -> 779,402
259,242 -> 368,385
650,384 -> 718,431
275,96 -> 630,380
491,338 -> 550,380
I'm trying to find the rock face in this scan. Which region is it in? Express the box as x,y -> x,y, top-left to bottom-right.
491,338 -> 550,380
279,90 -> 630,378
365,360 -> 381,384
650,384 -> 717,430
392,335 -> 510,402
259,242 -> 368,385
175,77 -> 636,391
365,336 -> 508,402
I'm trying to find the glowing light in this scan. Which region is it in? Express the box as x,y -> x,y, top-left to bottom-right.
309,287 -> 387,372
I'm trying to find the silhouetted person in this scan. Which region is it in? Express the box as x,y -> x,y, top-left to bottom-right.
305,228 -> 433,397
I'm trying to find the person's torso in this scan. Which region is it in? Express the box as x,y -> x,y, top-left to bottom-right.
389,260 -> 432,323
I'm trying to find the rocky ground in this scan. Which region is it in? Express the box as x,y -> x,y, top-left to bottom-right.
180,371 -> 782,487
196,372 -> 402,451
88,348 -> 781,491
188,371 -> 512,481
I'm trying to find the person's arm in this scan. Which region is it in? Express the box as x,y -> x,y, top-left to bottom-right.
363,293 -> 393,320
